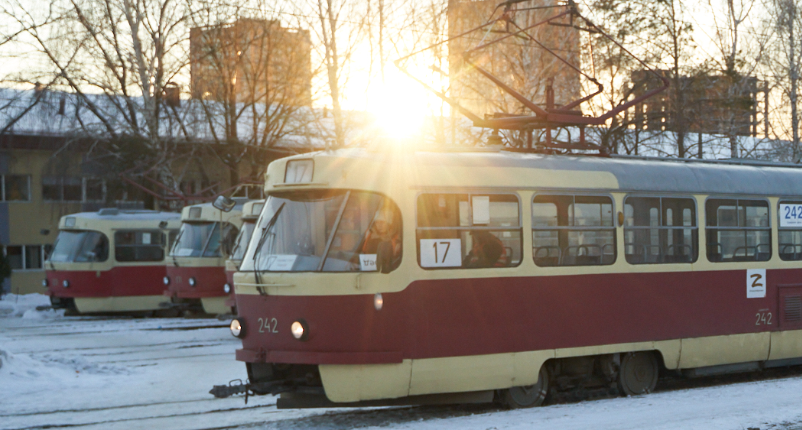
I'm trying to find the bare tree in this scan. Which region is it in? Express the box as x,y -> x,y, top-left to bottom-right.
187,0 -> 316,185
298,0 -> 368,147
706,0 -> 767,158
764,0 -> 802,160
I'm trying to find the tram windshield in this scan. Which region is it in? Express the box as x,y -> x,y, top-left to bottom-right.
171,222 -> 239,258
240,190 -> 401,272
49,230 -> 109,263
230,221 -> 256,262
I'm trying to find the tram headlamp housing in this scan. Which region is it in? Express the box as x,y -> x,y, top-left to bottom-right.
374,293 -> 383,311
163,276 -> 170,286
230,319 -> 244,338
291,319 -> 309,341
62,280 -> 69,288
224,283 -> 231,294
188,277 -> 196,287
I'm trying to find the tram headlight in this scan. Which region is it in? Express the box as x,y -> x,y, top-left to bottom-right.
163,276 -> 170,286
374,293 -> 383,311
188,277 -> 196,287
62,280 -> 69,288
230,318 -> 244,338
224,283 -> 231,294
291,319 -> 308,341
42,279 -> 48,287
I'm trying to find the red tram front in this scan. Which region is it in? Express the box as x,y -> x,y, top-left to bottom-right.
45,209 -> 181,314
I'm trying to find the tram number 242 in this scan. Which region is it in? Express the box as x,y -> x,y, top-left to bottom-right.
258,317 -> 279,334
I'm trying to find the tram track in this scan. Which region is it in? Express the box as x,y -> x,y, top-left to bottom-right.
202,366 -> 802,430
3,402 -> 279,430
7,340 -> 227,355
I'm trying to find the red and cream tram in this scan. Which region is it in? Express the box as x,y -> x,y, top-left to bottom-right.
216,148 -> 802,408
44,209 -> 181,314
224,200 -> 265,312
164,199 -> 247,315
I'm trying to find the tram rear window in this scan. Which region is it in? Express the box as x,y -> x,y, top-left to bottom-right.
114,230 -> 165,262
49,230 -> 109,263
532,194 -> 615,267
416,193 -> 521,269
706,199 -> 770,262
779,201 -> 802,261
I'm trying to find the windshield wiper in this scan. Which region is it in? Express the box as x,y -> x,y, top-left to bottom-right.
252,203 -> 286,280
170,229 -> 184,267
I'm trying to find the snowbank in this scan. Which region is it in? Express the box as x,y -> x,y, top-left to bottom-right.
0,293 -> 62,318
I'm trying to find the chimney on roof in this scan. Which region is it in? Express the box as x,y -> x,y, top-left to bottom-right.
164,82 -> 181,107
58,94 -> 66,115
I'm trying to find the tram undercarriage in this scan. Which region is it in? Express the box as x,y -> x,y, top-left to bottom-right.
211,351 -> 666,409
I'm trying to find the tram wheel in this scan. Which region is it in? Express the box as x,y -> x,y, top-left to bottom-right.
501,366 -> 549,409
618,351 -> 658,396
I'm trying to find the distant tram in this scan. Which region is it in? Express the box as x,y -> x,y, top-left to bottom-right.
45,209 -> 181,314
224,200 -> 265,312
164,199 -> 247,315
213,148 -> 802,409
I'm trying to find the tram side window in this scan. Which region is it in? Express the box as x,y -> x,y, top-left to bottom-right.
532,194 -> 615,267
114,230 -> 165,262
624,197 -> 698,264
778,201 -> 802,261
416,193 -> 521,269
706,199 -> 770,262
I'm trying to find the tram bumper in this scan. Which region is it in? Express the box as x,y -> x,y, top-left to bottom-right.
235,348 -> 402,365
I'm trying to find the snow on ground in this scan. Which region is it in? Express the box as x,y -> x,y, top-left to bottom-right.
0,293 -> 62,319
3,293 -> 802,430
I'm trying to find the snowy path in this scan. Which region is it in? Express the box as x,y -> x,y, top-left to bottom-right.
4,294 -> 802,430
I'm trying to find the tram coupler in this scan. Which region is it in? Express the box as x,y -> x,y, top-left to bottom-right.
210,377 -> 321,403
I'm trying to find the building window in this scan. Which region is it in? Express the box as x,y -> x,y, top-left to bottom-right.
3,245 -> 47,270
624,196 -> 698,264
1,175 -> 31,201
532,194 -> 616,266
6,246 -> 22,269
706,199 -> 770,262
42,177 -> 106,202
416,193 -> 522,269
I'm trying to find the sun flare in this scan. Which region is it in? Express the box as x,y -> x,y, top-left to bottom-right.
366,69 -> 429,139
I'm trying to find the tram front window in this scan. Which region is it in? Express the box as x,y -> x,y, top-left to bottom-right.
171,222 -> 238,258
49,230 -> 109,263
230,221 -> 256,261
240,190 -> 402,272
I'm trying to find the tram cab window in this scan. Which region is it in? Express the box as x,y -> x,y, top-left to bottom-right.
206,223 -> 239,257
240,191 -> 402,273
532,194 -> 615,267
706,199 -> 770,262
778,201 -> 802,261
48,230 -> 109,263
114,230 -> 165,262
171,222 -> 238,258
624,197 -> 697,264
416,193 -> 521,269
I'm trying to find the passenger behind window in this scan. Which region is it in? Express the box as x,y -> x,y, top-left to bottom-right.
361,207 -> 401,261
463,231 -> 504,268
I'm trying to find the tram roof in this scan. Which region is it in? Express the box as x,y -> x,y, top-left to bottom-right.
66,209 -> 181,222
301,149 -> 802,196
183,197 -> 249,212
